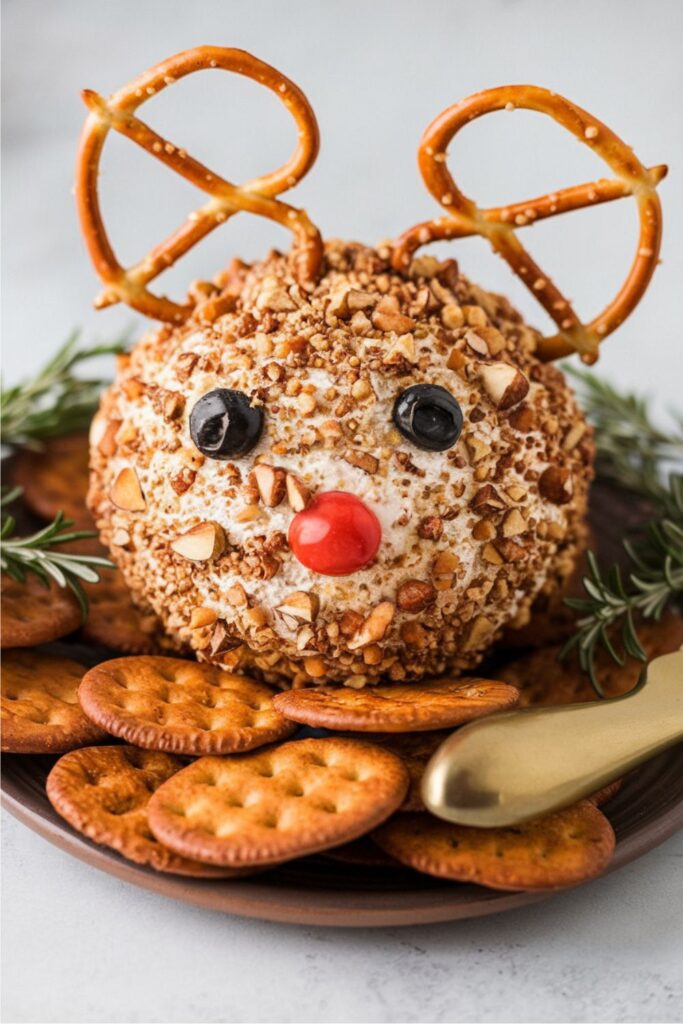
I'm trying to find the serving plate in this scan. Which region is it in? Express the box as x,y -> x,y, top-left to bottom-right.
2,482 -> 682,926
3,746 -> 682,927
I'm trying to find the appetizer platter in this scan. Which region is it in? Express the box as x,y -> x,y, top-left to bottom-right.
2,46 -> 682,926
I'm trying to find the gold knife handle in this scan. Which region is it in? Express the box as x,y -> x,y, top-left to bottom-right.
422,651 -> 683,827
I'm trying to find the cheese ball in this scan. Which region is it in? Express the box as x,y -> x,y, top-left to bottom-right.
88,241 -> 593,687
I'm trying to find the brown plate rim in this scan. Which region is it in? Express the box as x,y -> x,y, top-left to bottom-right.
2,745 -> 682,928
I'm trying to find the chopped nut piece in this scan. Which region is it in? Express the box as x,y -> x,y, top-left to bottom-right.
400,621 -> 429,649
351,378 -> 374,401
563,422 -> 587,450
505,484 -> 527,502
110,467 -> 146,512
464,305 -> 488,327
372,295 -> 415,334
447,348 -> 467,372
383,333 -> 416,365
234,504 -> 261,523
171,521 -> 226,562
256,277 -> 296,312
470,484 -> 506,512
243,606 -> 267,630
190,607 -> 218,629
481,542 -> 503,565
396,579 -> 437,613
298,393 -> 317,416
226,583 -> 249,607
463,614 -> 494,650
253,464 -> 286,506
502,508 -> 528,537
350,310 -> 372,335
296,626 -> 315,651
495,538 -> 529,561
111,528 -> 131,548
465,330 -> 490,356
474,325 -> 506,355
508,404 -> 535,432
304,657 -> 326,678
340,610 -> 364,637
410,254 -> 441,278
417,515 -> 443,540
170,467 -> 196,495
538,466 -> 574,504
472,519 -> 496,541
98,418 -> 122,457
363,644 -> 383,665
277,591 -> 319,623
347,601 -> 395,650
466,436 -> 492,464
479,362 -> 530,410
441,303 -> 465,329
344,449 -> 379,474
433,551 -> 460,574
347,289 -> 377,311
286,473 -> 311,512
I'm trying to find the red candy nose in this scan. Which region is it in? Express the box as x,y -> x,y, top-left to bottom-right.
288,491 -> 382,576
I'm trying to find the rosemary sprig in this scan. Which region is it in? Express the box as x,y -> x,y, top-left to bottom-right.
562,366 -> 683,693
565,364 -> 683,500
1,329 -> 128,449
0,487 -> 114,617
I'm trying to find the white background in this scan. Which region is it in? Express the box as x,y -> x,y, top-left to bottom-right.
2,1 -> 682,1021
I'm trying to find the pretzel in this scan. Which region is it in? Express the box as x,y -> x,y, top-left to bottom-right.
75,46 -> 324,323
392,85 -> 666,363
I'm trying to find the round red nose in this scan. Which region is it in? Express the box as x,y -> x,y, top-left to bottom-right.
288,491 -> 382,576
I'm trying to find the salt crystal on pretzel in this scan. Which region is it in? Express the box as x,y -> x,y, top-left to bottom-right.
391,84 -> 666,363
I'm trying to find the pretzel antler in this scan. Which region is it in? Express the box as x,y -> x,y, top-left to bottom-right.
392,85 -> 666,363
75,46 -> 324,323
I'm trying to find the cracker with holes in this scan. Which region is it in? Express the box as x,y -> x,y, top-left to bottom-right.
373,801 -> 615,891
1,574 -> 81,649
273,679 -> 518,733
46,745 -> 250,877
78,655 -> 296,754
81,572 -> 165,654
11,433 -> 92,528
147,737 -> 409,866
1,650 -> 107,754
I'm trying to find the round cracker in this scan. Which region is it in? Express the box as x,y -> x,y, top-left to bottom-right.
588,778 -> 623,807
373,802 -> 615,891
272,678 -> 518,733
147,737 -> 410,867
78,656 -> 297,755
82,573 -> 162,654
1,574 -> 81,648
359,731 -> 451,811
2,650 -> 107,753
11,433 -> 92,528
46,745 -> 249,877
502,612 -> 683,708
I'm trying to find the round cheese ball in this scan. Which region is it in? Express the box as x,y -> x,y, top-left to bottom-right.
89,241 -> 593,687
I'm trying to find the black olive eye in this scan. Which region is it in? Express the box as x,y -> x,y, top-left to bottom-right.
392,384 -> 463,451
189,388 -> 264,459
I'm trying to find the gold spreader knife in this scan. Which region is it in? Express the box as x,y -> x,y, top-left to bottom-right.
422,650 -> 683,828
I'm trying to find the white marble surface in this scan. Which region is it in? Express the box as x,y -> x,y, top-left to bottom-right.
2,1 -> 682,1021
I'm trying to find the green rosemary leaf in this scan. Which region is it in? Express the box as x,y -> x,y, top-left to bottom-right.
1,329 -> 129,448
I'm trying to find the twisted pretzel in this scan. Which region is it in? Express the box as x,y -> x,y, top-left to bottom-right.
392,85 -> 666,362
75,46 -> 324,323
